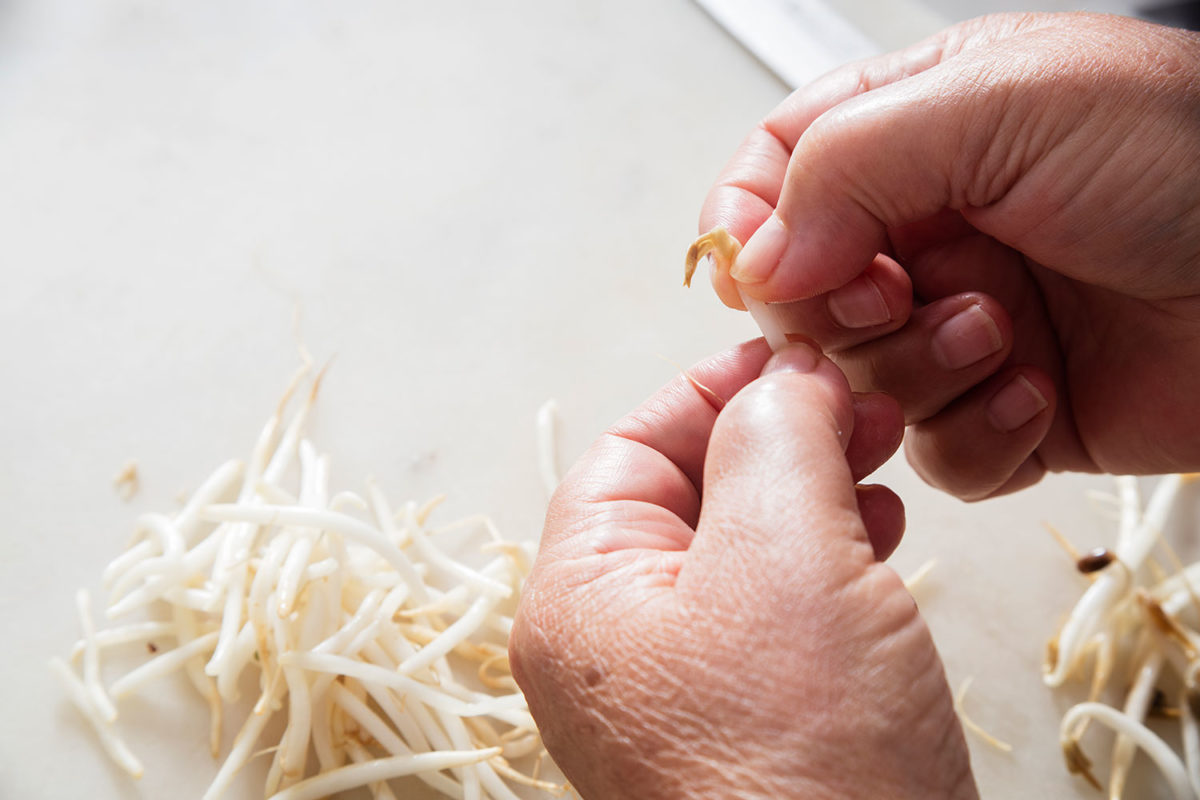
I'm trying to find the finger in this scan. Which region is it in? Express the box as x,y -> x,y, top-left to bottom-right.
712,253 -> 914,347
729,17 -> 1074,302
847,392 -> 904,483
679,343 -> 877,600
699,43 -> 954,312
698,25 -> 976,250
899,230 -> 1092,470
905,365 -> 1056,501
857,484 -> 905,561
602,339 -> 772,489
540,340 -> 773,558
831,293 -> 1013,424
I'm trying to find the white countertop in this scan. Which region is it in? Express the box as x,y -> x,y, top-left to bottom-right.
0,1 -> 1176,797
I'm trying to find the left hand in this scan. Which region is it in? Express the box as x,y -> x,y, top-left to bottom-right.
699,13 -> 1200,500
510,341 -> 975,799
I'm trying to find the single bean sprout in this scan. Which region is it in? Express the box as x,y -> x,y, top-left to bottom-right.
1061,703 -> 1194,800
903,558 -> 937,594
536,399 -> 561,500
685,229 -> 789,351
49,656 -> 145,779
54,367 -> 566,799
953,677 -> 1012,753
1047,474 -> 1200,799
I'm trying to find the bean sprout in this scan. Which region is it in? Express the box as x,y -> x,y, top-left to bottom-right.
954,677 -> 1012,753
685,229 -> 789,351
1048,475 -> 1200,798
903,559 -> 937,594
271,748 -> 503,800
53,369 -> 563,798
1061,703 -> 1194,800
536,399 -> 561,499
49,656 -> 144,779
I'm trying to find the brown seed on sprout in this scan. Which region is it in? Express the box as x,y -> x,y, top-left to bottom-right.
1043,475 -> 1185,689
1048,474 -> 1200,799
1076,547 -> 1115,574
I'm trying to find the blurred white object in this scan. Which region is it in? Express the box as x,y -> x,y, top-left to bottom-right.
694,0 -> 879,88
695,0 -> 954,87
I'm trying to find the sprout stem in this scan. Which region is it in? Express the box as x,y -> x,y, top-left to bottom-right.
1061,703 -> 1194,800
56,369 -> 557,798
268,748 -> 501,800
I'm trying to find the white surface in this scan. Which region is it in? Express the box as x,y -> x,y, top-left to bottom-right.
0,1 -> 1184,798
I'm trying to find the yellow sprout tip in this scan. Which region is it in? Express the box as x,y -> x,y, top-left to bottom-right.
684,228 -> 742,288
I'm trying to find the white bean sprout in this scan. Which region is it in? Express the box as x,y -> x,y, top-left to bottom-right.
1048,474 -> 1200,799
53,367 -> 567,799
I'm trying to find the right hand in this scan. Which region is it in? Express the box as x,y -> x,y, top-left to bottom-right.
511,341 -> 975,799
700,12 -> 1200,500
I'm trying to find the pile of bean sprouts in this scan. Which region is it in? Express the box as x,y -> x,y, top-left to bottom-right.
1049,474 -> 1200,799
52,365 -> 568,800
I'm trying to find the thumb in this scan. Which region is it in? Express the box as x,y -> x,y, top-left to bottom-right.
680,343 -> 879,602
729,32 -> 1062,302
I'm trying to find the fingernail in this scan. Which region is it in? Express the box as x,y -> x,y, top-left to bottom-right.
827,275 -> 890,328
987,375 -> 1048,432
931,304 -> 1003,370
762,342 -> 820,375
731,214 -> 789,284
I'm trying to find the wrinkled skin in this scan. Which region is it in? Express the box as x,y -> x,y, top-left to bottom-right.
511,342 -> 975,799
704,12 -> 1200,500
511,11 -> 1200,798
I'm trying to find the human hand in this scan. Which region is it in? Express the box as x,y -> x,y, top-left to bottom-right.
510,341 -> 975,799
701,12 -> 1200,499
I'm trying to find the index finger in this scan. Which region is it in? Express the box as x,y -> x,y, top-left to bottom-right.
539,340 -> 774,559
